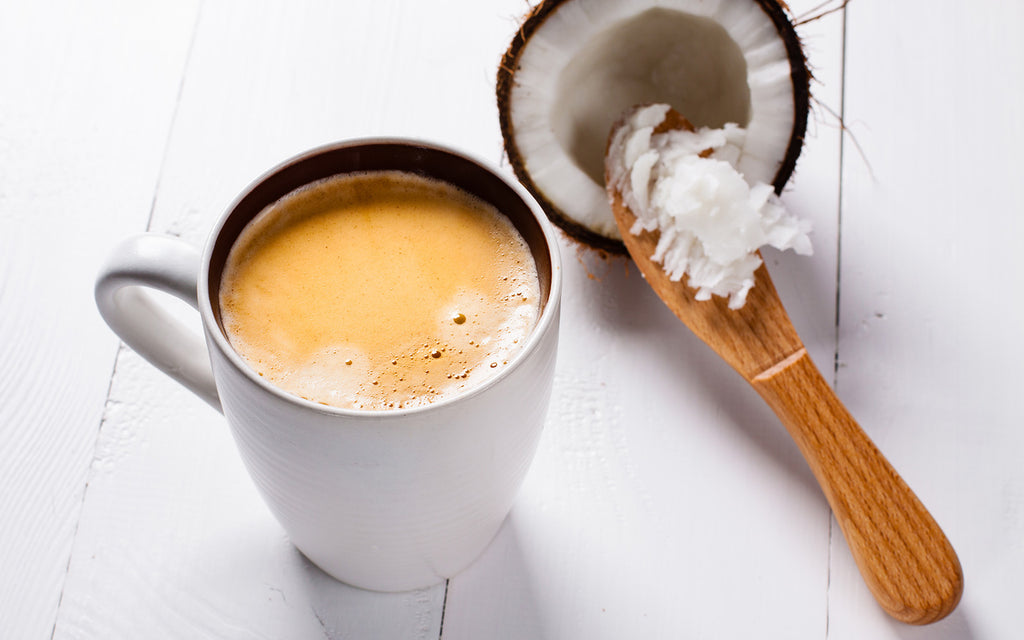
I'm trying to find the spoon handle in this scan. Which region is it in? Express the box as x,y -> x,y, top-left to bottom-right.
750,350 -> 963,625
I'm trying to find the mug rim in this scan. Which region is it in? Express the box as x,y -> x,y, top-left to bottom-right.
196,137 -> 562,419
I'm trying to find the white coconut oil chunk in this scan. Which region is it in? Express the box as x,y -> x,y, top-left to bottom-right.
607,103 -> 812,309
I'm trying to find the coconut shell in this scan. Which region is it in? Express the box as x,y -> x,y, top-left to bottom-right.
496,0 -> 811,255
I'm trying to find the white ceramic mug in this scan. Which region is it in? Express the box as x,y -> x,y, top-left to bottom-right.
95,139 -> 562,592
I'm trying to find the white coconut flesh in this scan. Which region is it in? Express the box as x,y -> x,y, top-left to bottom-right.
606,104 -> 812,309
506,0 -> 800,244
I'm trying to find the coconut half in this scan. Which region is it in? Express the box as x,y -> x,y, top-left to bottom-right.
497,0 -> 810,253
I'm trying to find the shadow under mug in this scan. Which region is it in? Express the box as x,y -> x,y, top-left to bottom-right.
95,139 -> 563,592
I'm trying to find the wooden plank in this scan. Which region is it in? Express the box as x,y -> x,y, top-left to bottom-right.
832,0 -> 1024,636
53,352 -> 447,639
442,1 -> 847,637
50,0 -> 521,635
0,2 -> 199,638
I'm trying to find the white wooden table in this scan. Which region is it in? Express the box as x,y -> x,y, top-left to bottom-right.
2,1 -> 1021,638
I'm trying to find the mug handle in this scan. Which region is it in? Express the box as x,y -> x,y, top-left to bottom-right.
95,234 -> 221,412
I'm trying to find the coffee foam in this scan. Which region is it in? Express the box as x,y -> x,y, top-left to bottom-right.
219,171 -> 540,410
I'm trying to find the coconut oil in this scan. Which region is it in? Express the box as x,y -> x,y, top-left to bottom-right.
606,104 -> 812,309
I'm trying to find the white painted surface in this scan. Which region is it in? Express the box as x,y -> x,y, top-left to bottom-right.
0,0 -> 1019,638
832,2 -> 1024,638
0,2 -> 200,639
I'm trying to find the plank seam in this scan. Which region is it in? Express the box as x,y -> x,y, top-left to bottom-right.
437,579 -> 450,640
48,4 -> 205,636
825,3 -> 850,638
145,0 -> 205,234
48,342 -> 126,640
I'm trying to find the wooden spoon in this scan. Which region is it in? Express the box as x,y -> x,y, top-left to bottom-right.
605,106 -> 963,625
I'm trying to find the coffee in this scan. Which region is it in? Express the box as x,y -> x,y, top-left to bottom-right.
218,170 -> 540,410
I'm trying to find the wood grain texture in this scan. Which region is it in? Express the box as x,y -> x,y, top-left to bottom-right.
752,351 -> 962,624
0,2 -> 200,638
